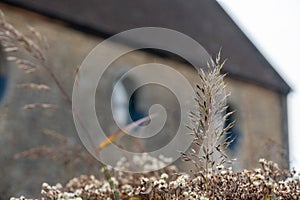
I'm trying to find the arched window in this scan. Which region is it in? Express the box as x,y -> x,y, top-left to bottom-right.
111,78 -> 146,126
111,81 -> 129,126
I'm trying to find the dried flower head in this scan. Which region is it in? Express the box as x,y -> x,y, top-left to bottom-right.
182,52 -> 234,177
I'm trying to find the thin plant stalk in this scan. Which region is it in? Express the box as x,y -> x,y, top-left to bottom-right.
0,10 -> 122,200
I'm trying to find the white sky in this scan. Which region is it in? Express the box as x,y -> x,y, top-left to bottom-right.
219,1 -> 300,170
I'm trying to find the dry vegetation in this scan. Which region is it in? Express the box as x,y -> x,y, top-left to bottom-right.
10,157 -> 300,200
0,9 -> 99,170
1,9 -> 299,200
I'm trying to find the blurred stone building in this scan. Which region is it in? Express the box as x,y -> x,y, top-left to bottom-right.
0,0 -> 290,198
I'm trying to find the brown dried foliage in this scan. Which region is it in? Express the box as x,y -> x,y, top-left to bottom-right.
10,159 -> 300,200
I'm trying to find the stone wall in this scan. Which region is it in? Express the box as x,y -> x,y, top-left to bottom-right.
0,3 -> 288,198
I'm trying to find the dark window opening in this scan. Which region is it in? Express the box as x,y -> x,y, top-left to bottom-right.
129,91 -> 146,123
111,79 -> 146,126
224,105 -> 240,152
0,74 -> 7,102
0,51 -> 8,103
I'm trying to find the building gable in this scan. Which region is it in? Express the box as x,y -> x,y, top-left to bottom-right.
2,0 -> 291,94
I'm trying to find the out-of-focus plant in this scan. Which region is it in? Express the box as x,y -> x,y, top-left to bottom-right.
0,9 -> 123,200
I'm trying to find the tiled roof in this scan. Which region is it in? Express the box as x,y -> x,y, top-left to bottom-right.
2,0 -> 291,94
